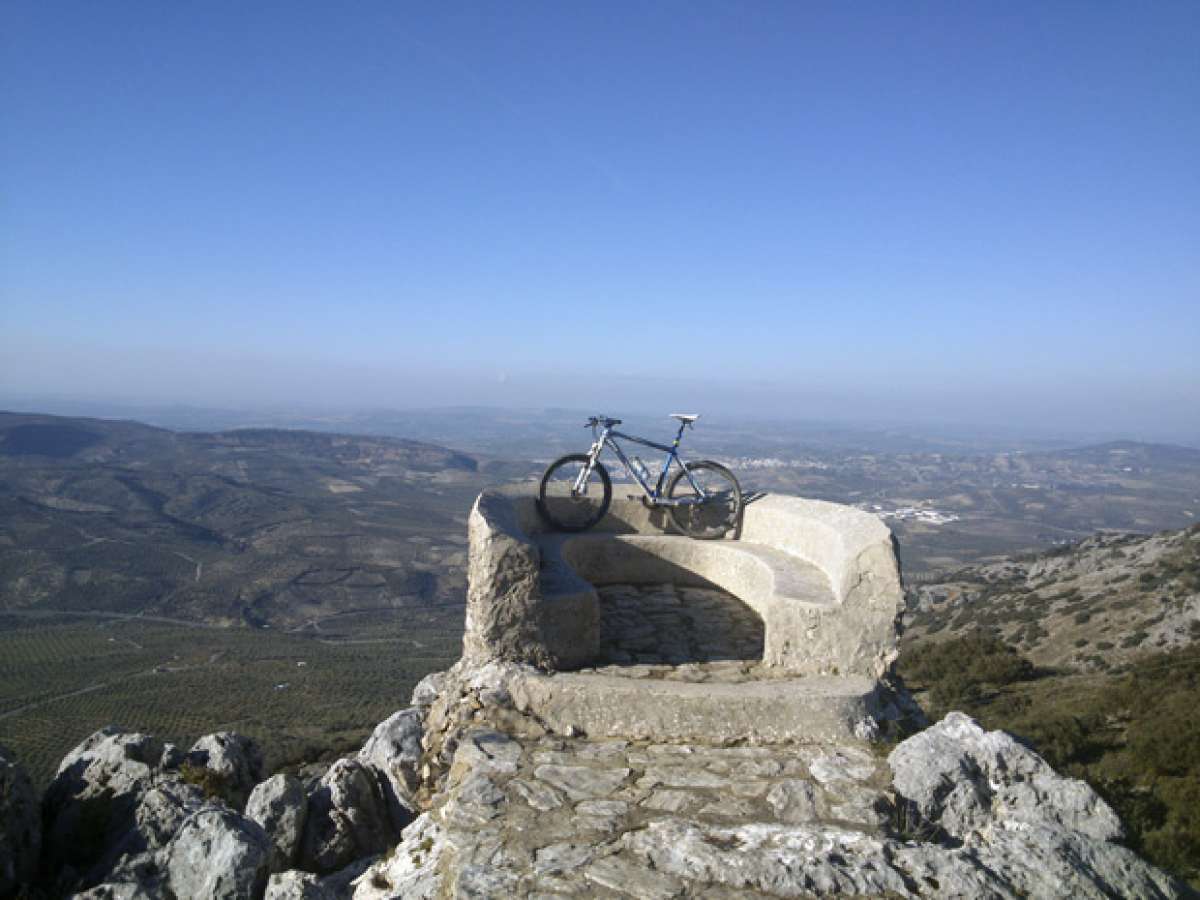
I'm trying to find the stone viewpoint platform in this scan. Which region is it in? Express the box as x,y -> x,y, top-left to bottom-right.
42,488 -> 1186,898
460,488 -> 905,744
346,489 -> 1182,898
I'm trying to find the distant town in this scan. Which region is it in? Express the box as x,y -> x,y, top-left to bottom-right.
861,503 -> 962,525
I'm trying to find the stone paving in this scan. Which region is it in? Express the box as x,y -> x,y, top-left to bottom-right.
583,583 -> 777,683
364,726 -> 895,899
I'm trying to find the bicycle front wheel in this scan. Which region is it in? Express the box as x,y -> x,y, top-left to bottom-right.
666,460 -> 742,539
537,454 -> 612,532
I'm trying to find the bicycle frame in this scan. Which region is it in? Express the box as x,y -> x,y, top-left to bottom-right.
576,421 -> 707,507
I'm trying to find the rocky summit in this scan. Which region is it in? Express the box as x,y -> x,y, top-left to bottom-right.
1,490 -> 1192,898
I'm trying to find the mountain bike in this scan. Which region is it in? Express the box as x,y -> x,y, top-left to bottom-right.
536,414 -> 742,539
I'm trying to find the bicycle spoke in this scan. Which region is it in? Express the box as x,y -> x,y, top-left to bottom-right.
668,462 -> 741,538
538,456 -> 611,531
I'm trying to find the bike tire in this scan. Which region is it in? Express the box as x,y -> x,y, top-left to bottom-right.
665,460 -> 743,539
536,454 -> 612,532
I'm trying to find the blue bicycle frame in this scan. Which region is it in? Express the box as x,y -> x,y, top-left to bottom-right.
579,418 -> 705,507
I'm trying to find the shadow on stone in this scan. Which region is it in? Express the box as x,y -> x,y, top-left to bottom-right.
594,583 -> 764,668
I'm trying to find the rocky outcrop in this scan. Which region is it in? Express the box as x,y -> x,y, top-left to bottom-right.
299,759 -> 396,875
22,717 -> 413,898
0,744 -> 40,899
164,807 -> 271,899
353,697 -> 1190,899
41,728 -> 165,886
888,711 -> 1123,841
264,858 -> 377,900
356,708 -> 422,829
35,728 -> 278,898
187,731 -> 265,809
246,774 -> 308,872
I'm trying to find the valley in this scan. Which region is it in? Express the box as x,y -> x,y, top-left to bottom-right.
2,405 -> 1198,876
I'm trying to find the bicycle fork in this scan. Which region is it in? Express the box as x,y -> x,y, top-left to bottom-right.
571,439 -> 604,497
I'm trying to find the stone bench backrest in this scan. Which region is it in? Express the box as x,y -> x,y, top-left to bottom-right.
465,488 -> 902,678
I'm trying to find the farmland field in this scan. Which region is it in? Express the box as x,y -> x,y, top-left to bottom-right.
0,608 -> 462,790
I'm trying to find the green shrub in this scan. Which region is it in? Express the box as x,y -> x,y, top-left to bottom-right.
900,632 -> 1035,711
179,762 -> 237,806
900,642 -> 1200,885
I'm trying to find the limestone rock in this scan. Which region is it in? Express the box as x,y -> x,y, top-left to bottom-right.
187,731 -> 265,809
93,777 -> 210,883
352,813 -> 444,900
246,774 -> 308,872
163,807 -> 271,900
532,764 -> 630,801
300,759 -> 395,875
71,882 -> 162,900
261,857 -> 379,899
40,739 -> 207,896
888,711 -> 1123,841
765,778 -> 821,824
158,743 -> 185,772
410,671 -> 445,708
0,744 -> 40,899
265,870 -> 330,900
47,727 -> 163,808
42,728 -> 164,879
356,708 -> 422,828
626,819 -> 914,897
949,823 -> 1186,899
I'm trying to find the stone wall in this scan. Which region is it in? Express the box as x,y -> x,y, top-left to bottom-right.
463,488 -> 904,677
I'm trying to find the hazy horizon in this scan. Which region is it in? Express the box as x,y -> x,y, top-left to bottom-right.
3,377 -> 1198,450
4,4 -> 1197,442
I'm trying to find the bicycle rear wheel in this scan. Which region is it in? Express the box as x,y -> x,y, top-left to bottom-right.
537,454 -> 612,532
666,460 -> 742,539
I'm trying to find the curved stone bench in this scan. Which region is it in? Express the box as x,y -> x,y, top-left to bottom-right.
463,487 -> 902,679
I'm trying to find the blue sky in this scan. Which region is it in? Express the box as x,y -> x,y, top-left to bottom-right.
2,2 -> 1197,437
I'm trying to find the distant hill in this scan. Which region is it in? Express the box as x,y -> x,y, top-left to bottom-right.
903,524 -> 1200,671
0,411 -> 487,628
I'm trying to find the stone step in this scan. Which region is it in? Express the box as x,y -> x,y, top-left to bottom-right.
509,671 -> 884,744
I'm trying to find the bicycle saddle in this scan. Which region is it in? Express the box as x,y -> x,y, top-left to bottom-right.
670,413 -> 699,423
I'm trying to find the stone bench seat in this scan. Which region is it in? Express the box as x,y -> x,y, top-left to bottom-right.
537,530 -> 836,623
463,488 -> 902,679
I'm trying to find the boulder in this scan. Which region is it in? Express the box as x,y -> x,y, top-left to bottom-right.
163,807 -> 271,900
888,711 -> 1123,841
246,774 -> 308,872
42,728 -> 164,878
88,779 -> 210,889
357,708 -> 422,828
299,759 -> 395,875
46,728 -> 163,809
410,672 -> 445,709
0,744 -> 40,899
266,857 -> 378,900
129,779 -> 210,852
71,883 -> 162,900
187,732 -> 265,809
158,743 -> 185,771
265,870 -> 331,900
352,813 -> 443,900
